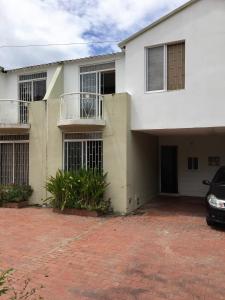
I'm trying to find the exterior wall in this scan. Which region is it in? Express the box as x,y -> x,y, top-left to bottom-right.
103,93 -> 130,213
104,94 -> 158,213
127,132 -> 158,212
124,0 -> 225,131
115,57 -> 125,93
3,65 -> 57,100
0,72 -> 6,98
159,134 -> 225,197
29,66 -> 63,204
29,101 -> 47,204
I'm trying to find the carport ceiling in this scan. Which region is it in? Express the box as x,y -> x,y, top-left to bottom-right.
136,127 -> 225,136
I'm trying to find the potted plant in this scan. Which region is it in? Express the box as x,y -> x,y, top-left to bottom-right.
0,185 -> 33,208
46,169 -> 110,216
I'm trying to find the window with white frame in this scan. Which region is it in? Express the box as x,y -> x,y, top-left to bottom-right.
64,132 -> 103,172
0,135 -> 29,185
19,72 -> 47,102
79,63 -> 115,118
146,41 -> 185,92
18,72 -> 47,123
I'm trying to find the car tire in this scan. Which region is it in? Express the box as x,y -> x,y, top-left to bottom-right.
206,217 -> 214,227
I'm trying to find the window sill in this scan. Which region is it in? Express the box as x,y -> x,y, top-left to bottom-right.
145,88 -> 185,95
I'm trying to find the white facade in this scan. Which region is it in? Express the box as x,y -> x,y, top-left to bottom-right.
1,0 -> 225,209
123,0 -> 225,131
159,134 -> 225,197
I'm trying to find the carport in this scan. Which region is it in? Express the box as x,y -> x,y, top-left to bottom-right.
130,127 -> 225,212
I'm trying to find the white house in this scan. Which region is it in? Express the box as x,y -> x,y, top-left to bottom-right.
0,0 -> 224,213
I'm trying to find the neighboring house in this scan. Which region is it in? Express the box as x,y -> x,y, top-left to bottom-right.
0,0 -> 224,213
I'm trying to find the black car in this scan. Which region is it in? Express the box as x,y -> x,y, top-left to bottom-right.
203,166 -> 225,226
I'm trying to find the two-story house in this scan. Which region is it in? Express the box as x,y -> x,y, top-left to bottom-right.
0,0 -> 224,213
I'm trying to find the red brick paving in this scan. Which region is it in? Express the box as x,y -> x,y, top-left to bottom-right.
0,197 -> 225,300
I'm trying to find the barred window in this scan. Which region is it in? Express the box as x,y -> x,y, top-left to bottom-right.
19,72 -> 47,101
80,62 -> 115,73
64,132 -> 103,172
0,136 -> 29,185
146,41 -> 185,92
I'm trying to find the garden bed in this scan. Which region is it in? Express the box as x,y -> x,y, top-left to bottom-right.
2,201 -> 29,209
53,208 -> 102,217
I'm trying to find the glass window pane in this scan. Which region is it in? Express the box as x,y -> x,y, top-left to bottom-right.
147,46 -> 164,91
33,80 -> 46,101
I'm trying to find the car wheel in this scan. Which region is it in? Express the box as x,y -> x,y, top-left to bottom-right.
206,217 -> 214,227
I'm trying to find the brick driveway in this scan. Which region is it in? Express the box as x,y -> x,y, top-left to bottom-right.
0,197 -> 225,300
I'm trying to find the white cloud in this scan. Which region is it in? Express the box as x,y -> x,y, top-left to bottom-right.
0,0 -> 188,69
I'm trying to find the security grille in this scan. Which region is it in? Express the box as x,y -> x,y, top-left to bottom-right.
80,62 -> 115,74
64,132 -> 103,171
19,72 -> 47,123
0,136 -> 29,185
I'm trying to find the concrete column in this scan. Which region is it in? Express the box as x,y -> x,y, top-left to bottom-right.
29,101 -> 47,204
103,93 -> 130,213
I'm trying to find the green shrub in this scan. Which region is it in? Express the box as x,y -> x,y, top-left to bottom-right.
46,169 -> 110,213
0,267 -> 44,299
0,185 -> 33,204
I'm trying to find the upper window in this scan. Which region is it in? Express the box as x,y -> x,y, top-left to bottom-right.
80,62 -> 115,95
19,72 -> 47,101
146,41 -> 185,92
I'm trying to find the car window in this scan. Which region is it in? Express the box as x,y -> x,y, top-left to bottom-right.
213,168 -> 225,184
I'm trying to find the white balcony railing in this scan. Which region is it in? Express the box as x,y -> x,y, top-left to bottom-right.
0,99 -> 30,125
59,92 -> 104,122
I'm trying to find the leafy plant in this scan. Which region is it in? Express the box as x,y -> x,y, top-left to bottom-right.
0,268 -> 13,296
46,169 -> 110,213
0,185 -> 33,204
0,267 -> 44,299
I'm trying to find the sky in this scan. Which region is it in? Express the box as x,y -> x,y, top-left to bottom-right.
0,0 -> 188,69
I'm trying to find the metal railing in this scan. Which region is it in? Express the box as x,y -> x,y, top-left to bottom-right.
59,92 -> 104,122
0,99 -> 30,125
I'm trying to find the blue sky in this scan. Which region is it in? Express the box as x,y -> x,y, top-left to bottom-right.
0,0 -> 188,69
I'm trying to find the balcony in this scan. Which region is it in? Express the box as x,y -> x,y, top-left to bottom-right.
58,92 -> 105,129
0,100 -> 30,132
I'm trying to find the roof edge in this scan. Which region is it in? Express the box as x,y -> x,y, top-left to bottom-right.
5,52 -> 124,73
118,0 -> 199,48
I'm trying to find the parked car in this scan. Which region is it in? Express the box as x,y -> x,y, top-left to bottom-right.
203,166 -> 225,226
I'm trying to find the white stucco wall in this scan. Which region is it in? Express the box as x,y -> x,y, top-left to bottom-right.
124,0 -> 225,131
0,72 -> 6,98
159,134 -> 225,197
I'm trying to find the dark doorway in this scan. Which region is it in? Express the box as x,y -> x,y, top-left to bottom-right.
100,70 -> 115,94
161,146 -> 178,193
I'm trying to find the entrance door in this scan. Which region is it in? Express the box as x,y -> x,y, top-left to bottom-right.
161,146 -> 178,193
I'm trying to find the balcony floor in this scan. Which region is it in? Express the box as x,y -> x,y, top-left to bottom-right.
0,123 -> 30,133
57,118 -> 105,130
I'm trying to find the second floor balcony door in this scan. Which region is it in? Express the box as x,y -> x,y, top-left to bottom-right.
80,72 -> 99,119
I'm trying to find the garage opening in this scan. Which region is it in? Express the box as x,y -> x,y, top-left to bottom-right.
130,129 -> 225,215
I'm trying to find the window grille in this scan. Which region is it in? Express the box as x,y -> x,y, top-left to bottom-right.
64,132 -> 103,171
18,72 -> 47,122
19,72 -> 47,81
64,132 -> 102,140
80,62 -> 115,73
0,135 -> 29,141
19,72 -> 47,102
0,136 -> 29,185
